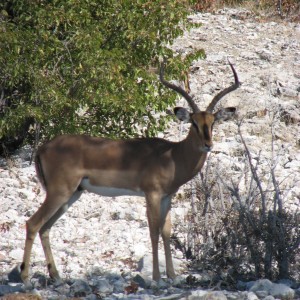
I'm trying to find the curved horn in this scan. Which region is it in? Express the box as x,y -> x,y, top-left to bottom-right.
206,61 -> 240,113
159,61 -> 200,113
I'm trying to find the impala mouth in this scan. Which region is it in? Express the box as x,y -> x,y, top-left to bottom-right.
203,144 -> 212,152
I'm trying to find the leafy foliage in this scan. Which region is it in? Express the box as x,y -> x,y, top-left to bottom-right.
0,0 -> 205,146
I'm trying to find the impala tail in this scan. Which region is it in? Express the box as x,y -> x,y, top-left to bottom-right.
35,153 -> 47,190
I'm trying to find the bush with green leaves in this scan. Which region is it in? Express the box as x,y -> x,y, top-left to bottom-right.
0,0 -> 204,151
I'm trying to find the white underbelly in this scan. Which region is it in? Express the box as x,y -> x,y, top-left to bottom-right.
80,178 -> 145,197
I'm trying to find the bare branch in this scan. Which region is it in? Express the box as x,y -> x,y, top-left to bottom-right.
238,123 -> 266,219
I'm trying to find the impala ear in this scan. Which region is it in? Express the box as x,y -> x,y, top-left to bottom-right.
174,107 -> 191,122
214,107 -> 236,121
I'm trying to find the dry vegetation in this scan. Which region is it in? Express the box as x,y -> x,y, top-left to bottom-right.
168,0 -> 300,285
194,0 -> 300,21
172,116 -> 299,284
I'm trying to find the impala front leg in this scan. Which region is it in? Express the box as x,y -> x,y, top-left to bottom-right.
161,195 -> 176,279
146,193 -> 161,281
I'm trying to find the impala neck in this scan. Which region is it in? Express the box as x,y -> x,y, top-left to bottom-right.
176,127 -> 208,181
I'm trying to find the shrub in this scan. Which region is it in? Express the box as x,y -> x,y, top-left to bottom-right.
0,0 -> 204,154
175,117 -> 299,283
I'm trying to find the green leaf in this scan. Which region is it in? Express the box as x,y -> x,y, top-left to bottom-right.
0,0 -> 203,145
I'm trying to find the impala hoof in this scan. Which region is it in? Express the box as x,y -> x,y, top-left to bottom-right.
8,265 -> 36,290
53,277 -> 64,287
167,272 -> 176,280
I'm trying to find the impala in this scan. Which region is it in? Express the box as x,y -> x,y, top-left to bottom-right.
19,61 -> 239,286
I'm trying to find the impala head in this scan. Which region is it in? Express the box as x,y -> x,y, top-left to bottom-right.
160,61 -> 240,152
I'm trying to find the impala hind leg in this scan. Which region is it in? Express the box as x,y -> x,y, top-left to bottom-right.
39,191 -> 83,283
160,195 -> 176,279
146,193 -> 161,281
20,191 -> 75,286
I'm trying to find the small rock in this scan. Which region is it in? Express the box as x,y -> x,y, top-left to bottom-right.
92,278 -> 113,295
157,278 -> 169,289
189,290 -> 207,299
249,279 -> 296,299
160,293 -> 185,300
173,275 -> 187,287
277,278 -> 299,289
255,290 -> 269,298
53,283 -> 71,296
207,54 -> 226,63
3,209 -> 19,222
256,50 -> 272,61
246,291 -> 259,300
262,296 -> 276,300
0,284 -> 25,296
236,280 -> 255,291
189,290 -> 227,300
133,242 -> 148,258
9,249 -> 24,261
133,273 -> 151,289
69,279 -> 92,298
279,87 -> 298,98
85,294 -> 98,300
31,272 -> 48,288
249,279 -> 273,294
113,278 -> 126,293
137,252 -> 175,277
270,283 -> 295,299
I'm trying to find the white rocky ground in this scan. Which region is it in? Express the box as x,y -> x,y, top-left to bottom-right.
0,8 -> 299,300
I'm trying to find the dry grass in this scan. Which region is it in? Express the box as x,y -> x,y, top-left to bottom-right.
0,294 -> 42,300
194,0 -> 300,22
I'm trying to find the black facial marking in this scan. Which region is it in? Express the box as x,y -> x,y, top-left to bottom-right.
192,119 -> 200,135
203,124 -> 210,140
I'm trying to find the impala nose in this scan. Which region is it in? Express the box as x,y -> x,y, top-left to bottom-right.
204,143 -> 212,152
